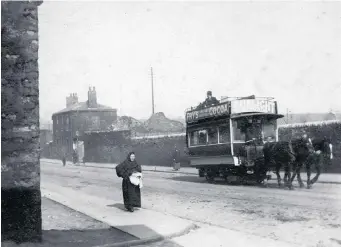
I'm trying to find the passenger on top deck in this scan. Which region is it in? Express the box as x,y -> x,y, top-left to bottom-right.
197,91 -> 220,109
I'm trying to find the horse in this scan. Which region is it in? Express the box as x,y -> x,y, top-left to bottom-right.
263,137 -> 333,189
292,137 -> 333,189
263,140 -> 296,188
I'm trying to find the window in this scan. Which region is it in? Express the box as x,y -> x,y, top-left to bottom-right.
232,117 -> 277,143
189,125 -> 231,146
88,116 -> 100,130
207,127 -> 218,144
245,123 -> 262,142
60,116 -> 63,130
232,120 -> 246,142
262,119 -> 276,142
189,129 -> 207,146
219,125 -> 230,143
65,117 -> 69,130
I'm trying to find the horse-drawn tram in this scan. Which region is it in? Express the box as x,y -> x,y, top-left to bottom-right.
185,95 -> 284,183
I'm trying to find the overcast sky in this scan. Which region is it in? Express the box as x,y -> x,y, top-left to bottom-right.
39,1 -> 341,121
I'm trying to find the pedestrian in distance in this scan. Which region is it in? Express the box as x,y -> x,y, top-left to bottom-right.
115,152 -> 142,212
62,155 -> 66,167
172,145 -> 181,171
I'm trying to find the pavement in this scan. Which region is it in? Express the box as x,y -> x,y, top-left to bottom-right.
41,183 -> 300,247
41,158 -> 341,184
2,197 -> 136,247
42,181 -> 196,246
41,160 -> 341,247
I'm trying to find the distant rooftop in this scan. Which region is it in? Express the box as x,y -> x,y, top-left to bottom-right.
53,101 -> 115,116
53,87 -> 116,116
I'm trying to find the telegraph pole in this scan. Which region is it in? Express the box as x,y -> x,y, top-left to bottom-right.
151,67 -> 155,115
119,83 -> 123,116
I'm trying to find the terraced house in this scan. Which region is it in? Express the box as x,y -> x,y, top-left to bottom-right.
52,87 -> 117,158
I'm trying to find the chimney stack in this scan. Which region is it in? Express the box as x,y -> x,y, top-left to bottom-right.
87,86 -> 97,108
66,93 -> 79,108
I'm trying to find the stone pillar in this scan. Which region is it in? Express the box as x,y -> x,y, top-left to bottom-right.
1,1 -> 43,243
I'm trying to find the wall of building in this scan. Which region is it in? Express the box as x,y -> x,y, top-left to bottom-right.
73,111 -> 117,134
1,1 -> 42,243
52,110 -> 117,159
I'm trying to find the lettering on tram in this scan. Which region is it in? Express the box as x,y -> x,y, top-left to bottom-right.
186,103 -> 229,123
231,99 -> 276,114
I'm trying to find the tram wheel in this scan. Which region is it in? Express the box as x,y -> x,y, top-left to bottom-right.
205,175 -> 215,183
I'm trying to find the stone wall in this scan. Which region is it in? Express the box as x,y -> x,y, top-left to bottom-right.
1,1 -> 42,243
131,136 -> 189,167
83,130 -> 132,163
83,133 -> 190,166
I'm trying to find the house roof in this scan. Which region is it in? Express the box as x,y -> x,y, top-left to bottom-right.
52,101 -> 115,116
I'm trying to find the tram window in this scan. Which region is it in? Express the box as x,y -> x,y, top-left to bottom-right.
189,129 -> 207,146
207,127 -> 218,144
218,126 -> 230,143
263,119 -> 276,141
232,120 -> 246,142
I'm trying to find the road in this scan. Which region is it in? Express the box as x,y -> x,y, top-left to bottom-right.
41,161 -> 341,247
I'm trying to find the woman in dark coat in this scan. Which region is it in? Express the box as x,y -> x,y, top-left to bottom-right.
115,152 -> 142,212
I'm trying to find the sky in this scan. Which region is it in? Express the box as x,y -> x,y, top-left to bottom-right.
39,1 -> 341,122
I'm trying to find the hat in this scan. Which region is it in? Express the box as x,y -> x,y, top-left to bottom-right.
207,91 -> 212,96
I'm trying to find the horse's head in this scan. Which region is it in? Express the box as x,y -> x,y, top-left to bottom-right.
324,140 -> 333,160
307,138 -> 315,154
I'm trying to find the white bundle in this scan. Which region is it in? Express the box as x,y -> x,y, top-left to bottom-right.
129,172 -> 143,188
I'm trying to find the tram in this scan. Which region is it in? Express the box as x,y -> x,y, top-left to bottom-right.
185,95 -> 284,183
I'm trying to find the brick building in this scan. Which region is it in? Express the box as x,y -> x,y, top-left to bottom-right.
51,87 -> 117,158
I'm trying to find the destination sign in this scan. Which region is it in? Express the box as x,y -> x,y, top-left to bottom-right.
231,99 -> 276,114
186,103 -> 230,123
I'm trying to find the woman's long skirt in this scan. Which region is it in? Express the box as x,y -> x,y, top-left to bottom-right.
122,179 -> 141,208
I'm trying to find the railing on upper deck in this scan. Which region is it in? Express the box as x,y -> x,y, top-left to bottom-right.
185,96 -> 276,114
221,96 -> 275,103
